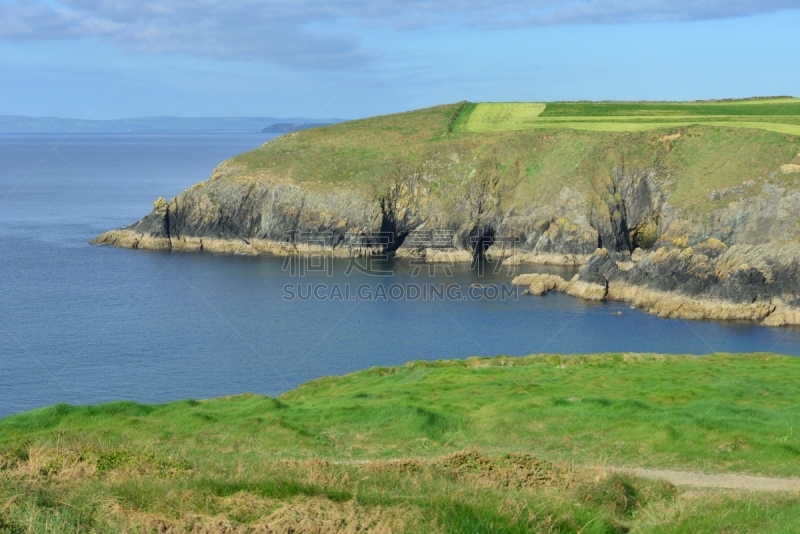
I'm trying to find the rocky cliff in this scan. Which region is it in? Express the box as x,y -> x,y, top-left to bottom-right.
93,103 -> 800,325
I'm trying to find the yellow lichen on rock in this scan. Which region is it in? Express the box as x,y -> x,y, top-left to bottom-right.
565,279 -> 607,301
504,253 -> 589,266
763,303 -> 800,326
607,281 -> 778,322
511,273 -> 568,296
514,272 -> 800,326
695,238 -> 727,256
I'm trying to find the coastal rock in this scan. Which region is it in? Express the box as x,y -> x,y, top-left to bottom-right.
763,303 -> 800,326
576,249 -> 621,286
511,271 -> 605,301
515,273 -> 800,325
565,279 -> 608,301
511,273 -> 568,296
512,246 -> 800,325
504,253 -> 589,267
606,281 -> 777,322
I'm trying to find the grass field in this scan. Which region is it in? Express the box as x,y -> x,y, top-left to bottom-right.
454,98 -> 800,135
3,354 -> 800,532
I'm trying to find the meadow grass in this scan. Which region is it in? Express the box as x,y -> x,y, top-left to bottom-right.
2,354 -> 800,532
456,99 -> 800,135
467,119 -> 800,136
458,102 -> 546,132
539,98 -> 800,117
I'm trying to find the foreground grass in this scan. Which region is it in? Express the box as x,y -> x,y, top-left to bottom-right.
2,353 -> 800,532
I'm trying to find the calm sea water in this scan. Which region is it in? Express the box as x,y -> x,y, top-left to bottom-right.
1,133 -> 799,417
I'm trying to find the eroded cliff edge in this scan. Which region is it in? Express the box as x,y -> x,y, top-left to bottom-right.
92,103 -> 800,325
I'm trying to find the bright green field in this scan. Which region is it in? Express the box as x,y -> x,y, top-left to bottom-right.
3,354 -> 800,532
455,98 -> 800,135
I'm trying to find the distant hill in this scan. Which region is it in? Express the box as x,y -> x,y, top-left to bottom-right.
261,122 -> 335,133
0,116 -> 347,134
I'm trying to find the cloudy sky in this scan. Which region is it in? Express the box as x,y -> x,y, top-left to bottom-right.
0,0 -> 798,119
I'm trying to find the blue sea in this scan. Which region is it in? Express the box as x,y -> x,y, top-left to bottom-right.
1,133 -> 798,417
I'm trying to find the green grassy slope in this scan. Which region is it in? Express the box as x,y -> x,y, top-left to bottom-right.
229,104 -> 459,186
5,353 -> 797,474
3,354 -> 800,532
223,101 -> 800,216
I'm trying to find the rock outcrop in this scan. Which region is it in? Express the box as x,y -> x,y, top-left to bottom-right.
512,247 -> 800,326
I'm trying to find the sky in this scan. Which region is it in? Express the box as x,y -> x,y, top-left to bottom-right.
0,0 -> 798,120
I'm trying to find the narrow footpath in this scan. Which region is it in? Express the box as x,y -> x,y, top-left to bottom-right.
619,468 -> 800,492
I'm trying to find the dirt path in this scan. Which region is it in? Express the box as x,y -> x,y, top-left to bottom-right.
338,457 -> 800,492
618,468 -> 800,492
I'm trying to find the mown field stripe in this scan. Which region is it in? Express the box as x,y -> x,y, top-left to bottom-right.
461,101 -> 800,136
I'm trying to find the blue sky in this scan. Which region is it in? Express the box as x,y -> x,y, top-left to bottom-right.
0,1 -> 798,119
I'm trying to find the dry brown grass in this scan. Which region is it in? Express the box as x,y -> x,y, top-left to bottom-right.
116,494 -> 425,534
0,444 -> 186,485
362,451 -> 578,491
93,452 -> 656,533
0,446 -> 97,483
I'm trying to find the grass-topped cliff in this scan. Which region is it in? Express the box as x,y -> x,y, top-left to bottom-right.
228,98 -> 800,212
96,98 -> 800,239
93,98 -> 800,325
3,354 -> 800,532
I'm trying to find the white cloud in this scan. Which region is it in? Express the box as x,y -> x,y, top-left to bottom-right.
0,0 -> 797,67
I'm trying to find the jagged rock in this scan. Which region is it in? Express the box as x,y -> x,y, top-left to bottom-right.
624,247 -> 717,296
576,249 -> 621,287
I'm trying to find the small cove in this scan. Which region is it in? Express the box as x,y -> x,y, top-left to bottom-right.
1,133 -> 799,417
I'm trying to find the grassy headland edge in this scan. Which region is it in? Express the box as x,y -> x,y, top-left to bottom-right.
4,352 -> 800,476
4,353 -> 800,533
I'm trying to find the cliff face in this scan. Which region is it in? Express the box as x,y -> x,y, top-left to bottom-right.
92,162 -> 664,260
92,103 -> 800,325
